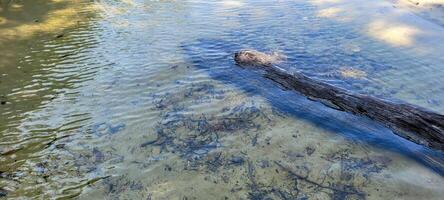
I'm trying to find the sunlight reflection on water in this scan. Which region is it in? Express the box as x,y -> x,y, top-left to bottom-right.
1,0 -> 443,199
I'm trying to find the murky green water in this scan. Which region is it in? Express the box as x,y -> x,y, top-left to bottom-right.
1,0 -> 444,199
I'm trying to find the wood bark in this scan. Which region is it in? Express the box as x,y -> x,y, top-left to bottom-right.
234,53 -> 444,151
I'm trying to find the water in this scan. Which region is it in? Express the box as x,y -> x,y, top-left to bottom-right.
1,0 -> 444,199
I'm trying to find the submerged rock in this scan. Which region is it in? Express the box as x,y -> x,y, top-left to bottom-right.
338,67 -> 367,79
229,156 -> 245,165
0,188 -> 7,197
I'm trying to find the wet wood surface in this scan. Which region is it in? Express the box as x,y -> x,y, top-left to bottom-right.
234,51 -> 444,151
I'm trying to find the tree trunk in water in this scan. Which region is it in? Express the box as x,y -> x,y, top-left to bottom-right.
234,51 -> 444,151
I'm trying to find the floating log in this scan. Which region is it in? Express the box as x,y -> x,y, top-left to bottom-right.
234,50 -> 444,151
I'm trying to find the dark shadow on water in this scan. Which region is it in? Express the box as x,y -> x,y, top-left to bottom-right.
180,37 -> 444,176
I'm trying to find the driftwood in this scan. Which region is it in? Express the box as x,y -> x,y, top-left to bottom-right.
234,50 -> 444,151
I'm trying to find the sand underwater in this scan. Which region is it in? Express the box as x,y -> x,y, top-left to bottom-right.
1,0 -> 444,199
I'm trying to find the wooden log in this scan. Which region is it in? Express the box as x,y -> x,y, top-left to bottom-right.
234,50 -> 444,151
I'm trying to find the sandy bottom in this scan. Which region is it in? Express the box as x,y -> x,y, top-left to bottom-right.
1,0 -> 444,199
72,65 -> 444,200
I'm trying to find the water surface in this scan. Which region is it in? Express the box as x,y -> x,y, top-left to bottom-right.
1,0 -> 444,199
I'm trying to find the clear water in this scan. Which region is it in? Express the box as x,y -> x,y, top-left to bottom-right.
1,0 -> 444,199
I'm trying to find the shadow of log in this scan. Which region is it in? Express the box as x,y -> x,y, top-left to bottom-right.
179,37 -> 444,175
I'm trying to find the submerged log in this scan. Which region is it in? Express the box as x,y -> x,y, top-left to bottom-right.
234,50 -> 444,151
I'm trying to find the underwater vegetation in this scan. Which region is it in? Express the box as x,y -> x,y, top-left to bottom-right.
2,0 -> 444,198
94,79 -> 391,199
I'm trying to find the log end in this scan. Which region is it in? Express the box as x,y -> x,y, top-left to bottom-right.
234,50 -> 285,67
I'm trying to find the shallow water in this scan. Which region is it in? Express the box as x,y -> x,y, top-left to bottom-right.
1,0 -> 444,199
